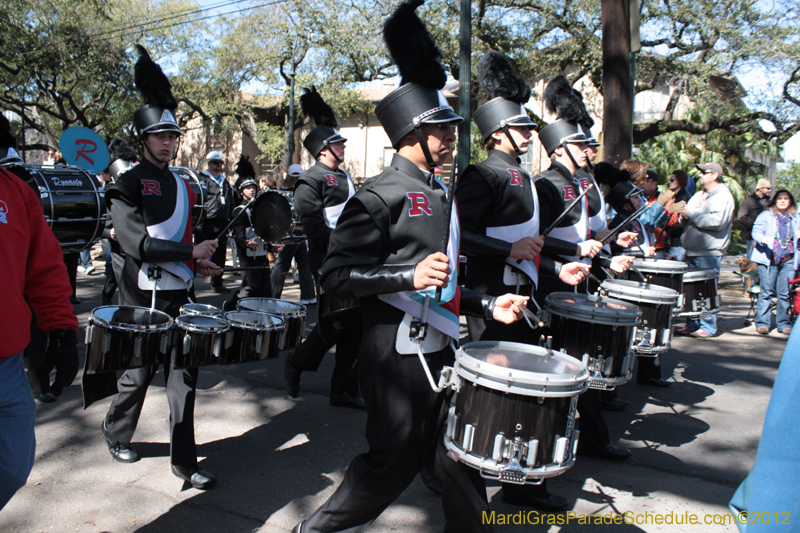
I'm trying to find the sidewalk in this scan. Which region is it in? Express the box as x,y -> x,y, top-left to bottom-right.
1,257 -> 787,532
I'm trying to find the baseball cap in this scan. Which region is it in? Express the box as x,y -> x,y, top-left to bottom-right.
696,162 -> 723,176
287,164 -> 303,177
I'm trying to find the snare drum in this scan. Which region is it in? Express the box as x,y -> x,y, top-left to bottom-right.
544,293 -> 642,390
222,311 -> 285,364
85,306 -> 172,373
677,268 -> 721,318
628,259 -> 687,310
443,341 -> 588,484
600,279 -> 679,355
236,298 -> 307,350
170,167 -> 206,230
179,303 -> 223,317
173,314 -> 230,368
25,164 -> 106,251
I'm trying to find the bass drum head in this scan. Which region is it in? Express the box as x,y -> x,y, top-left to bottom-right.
455,341 -> 588,397
545,292 -> 642,326
250,191 -> 293,242
170,167 -> 205,230
89,305 -> 172,332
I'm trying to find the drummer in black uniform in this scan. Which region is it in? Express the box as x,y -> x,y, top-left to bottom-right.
456,52 -> 594,512
84,46 -> 221,490
200,150 -> 235,293
533,75 -> 633,462
283,87 -> 364,408
291,3 -> 528,532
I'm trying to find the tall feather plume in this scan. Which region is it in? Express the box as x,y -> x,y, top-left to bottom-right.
573,87 -> 594,129
383,0 -> 446,90
0,114 -> 17,149
235,154 -> 256,178
543,74 -> 584,123
477,51 -> 531,104
107,137 -> 139,163
133,45 -> 178,110
300,87 -> 338,129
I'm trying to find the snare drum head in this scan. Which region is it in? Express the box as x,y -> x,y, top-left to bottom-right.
545,292 -> 641,325
180,303 -> 223,317
237,298 -> 306,316
600,279 -> 679,305
224,310 -> 284,330
683,268 -> 719,282
90,305 -> 172,330
176,314 -> 229,332
455,341 -> 588,396
632,258 -> 688,274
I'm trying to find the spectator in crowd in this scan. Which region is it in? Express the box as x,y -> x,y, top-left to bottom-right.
751,189 -> 800,335
655,169 -> 692,260
738,178 -> 772,259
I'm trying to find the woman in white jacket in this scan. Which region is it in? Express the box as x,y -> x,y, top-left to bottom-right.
751,189 -> 800,335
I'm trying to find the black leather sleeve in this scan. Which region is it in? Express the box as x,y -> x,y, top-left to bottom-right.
142,237 -> 193,263
539,256 -> 561,277
460,287 -> 495,320
349,264 -> 417,298
542,236 -> 580,257
461,230 -> 513,259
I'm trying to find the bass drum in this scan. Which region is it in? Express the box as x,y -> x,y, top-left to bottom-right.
249,191 -> 294,243
170,166 -> 205,230
24,164 -> 106,251
278,190 -> 306,243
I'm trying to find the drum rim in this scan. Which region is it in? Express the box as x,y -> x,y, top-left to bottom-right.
455,340 -> 589,397
545,292 -> 642,325
89,305 -> 173,331
632,258 -> 688,273
237,297 -> 307,316
224,310 -> 285,330
683,268 -> 720,281
180,303 -> 224,316
175,313 -> 230,332
600,279 -> 680,305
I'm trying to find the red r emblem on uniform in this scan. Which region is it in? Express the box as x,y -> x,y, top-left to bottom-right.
577,178 -> 590,190
563,186 -> 577,201
507,169 -> 523,187
141,180 -> 161,195
407,192 -> 433,217
325,174 -> 338,186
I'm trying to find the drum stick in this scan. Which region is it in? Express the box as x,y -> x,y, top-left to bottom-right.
214,197 -> 256,241
435,161 -> 458,303
221,266 -> 272,272
600,202 -> 650,245
540,184 -> 593,239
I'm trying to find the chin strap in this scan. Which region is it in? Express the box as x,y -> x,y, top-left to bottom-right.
321,141 -> 342,164
499,121 -> 523,157
414,124 -> 437,172
562,143 -> 582,174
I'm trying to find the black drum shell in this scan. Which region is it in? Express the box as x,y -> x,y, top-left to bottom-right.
236,299 -> 306,350
85,326 -> 168,374
678,270 -> 720,317
546,315 -> 631,379
173,316 -> 229,368
452,384 -> 572,468
25,164 -> 106,251
221,312 -> 284,364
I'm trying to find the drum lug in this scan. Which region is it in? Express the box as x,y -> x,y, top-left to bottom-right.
462,424 -> 475,453
553,436 -> 569,465
225,330 -> 234,349
85,325 -> 93,345
603,356 -> 614,377
255,332 -> 263,354
103,332 -> 112,355
525,439 -> 539,467
133,336 -> 142,358
213,337 -> 223,359
492,434 -> 506,462
572,430 -> 581,457
445,404 -> 458,440
183,332 -> 191,355
159,333 -> 169,354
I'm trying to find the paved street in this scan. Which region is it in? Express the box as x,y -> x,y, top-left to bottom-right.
0,256 -> 787,532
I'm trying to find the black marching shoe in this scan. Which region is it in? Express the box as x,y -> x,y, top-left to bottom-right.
171,464 -> 216,490
34,392 -> 57,403
284,352 -> 301,398
601,398 -> 631,411
329,391 -> 367,410
577,443 -> 631,461
501,491 -> 571,513
101,421 -> 140,463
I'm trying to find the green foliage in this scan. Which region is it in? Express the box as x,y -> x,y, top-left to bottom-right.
776,161 -> 800,199
252,122 -> 286,165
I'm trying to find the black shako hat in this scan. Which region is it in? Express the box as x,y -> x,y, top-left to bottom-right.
473,51 -> 536,149
538,74 -> 590,156
132,45 -> 181,138
375,0 -> 462,165
300,87 -> 347,160
107,137 -> 139,179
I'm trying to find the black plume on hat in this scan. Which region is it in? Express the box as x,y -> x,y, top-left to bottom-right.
235,154 -> 256,178
0,114 -> 17,149
107,137 -> 138,163
573,87 -> 594,129
593,162 -> 631,187
544,74 -> 584,124
477,51 -> 531,104
383,0 -> 446,90
300,86 -> 338,129
134,45 -> 178,111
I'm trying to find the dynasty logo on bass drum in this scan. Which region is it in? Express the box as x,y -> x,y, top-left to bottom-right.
49,177 -> 86,187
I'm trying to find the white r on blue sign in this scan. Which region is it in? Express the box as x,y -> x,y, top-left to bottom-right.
59,127 -> 110,174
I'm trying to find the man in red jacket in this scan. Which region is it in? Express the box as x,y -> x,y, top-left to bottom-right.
0,142 -> 79,509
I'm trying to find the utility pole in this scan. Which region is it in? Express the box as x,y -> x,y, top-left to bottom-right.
287,37 -> 298,165
456,0 -> 471,175
601,0 -> 633,165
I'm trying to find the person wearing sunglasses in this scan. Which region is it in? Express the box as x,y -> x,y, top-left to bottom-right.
738,178 -> 773,259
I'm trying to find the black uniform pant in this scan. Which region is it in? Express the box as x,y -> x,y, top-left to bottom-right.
104,289 -> 199,466
302,304 -> 491,533
291,309 -> 361,396
270,241 -> 315,300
